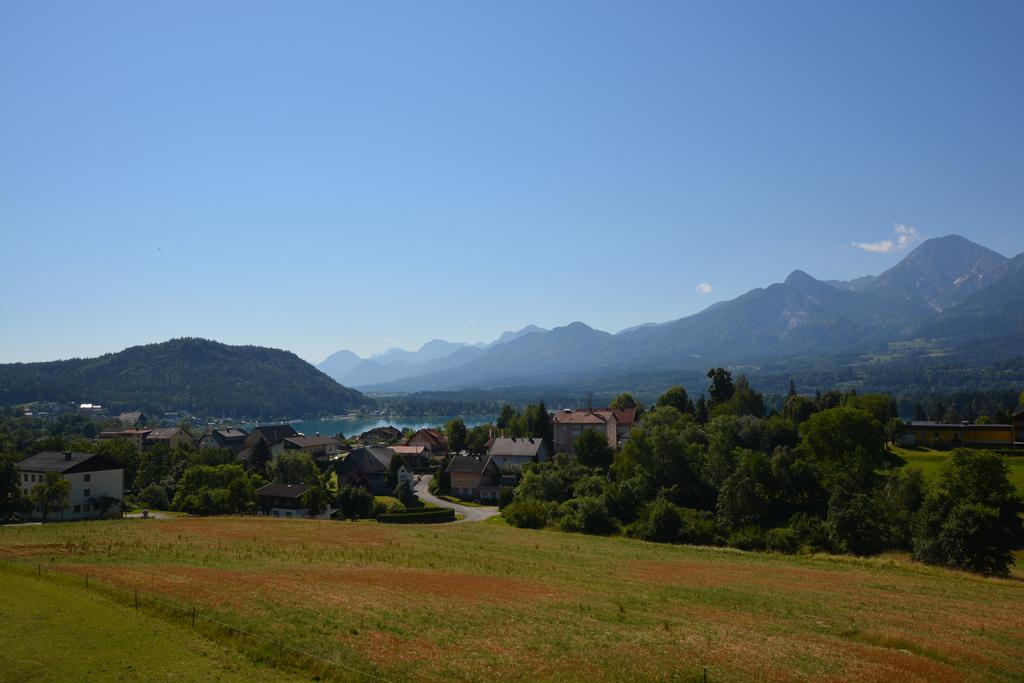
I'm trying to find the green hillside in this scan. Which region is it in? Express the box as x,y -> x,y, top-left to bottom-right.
0,338 -> 364,418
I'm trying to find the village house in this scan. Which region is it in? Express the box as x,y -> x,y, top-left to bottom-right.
245,424 -> 300,453
198,427 -> 249,454
487,437 -> 549,469
405,428 -> 449,455
552,408 -> 637,454
17,451 -> 124,520
144,426 -> 195,450
335,446 -> 412,495
901,421 -> 1016,448
117,411 -> 146,427
446,455 -> 501,501
97,428 -> 151,451
255,482 -> 329,518
283,435 -> 343,463
390,444 -> 429,469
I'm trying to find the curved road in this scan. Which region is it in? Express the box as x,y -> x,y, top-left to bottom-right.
414,475 -> 500,523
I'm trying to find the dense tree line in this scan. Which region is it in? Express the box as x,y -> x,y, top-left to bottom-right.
504,371 -> 1023,576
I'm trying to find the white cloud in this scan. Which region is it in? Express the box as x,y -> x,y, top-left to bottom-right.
852,224 -> 920,253
695,282 -> 714,294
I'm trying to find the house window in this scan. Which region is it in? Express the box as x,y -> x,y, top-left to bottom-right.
74,505 -> 81,513
22,473 -> 27,482
83,488 -> 90,497
84,474 -> 91,482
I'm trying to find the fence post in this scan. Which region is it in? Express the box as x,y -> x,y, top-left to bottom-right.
703,665 -> 708,683
37,564 -> 41,577
85,573 -> 88,588
134,589 -> 139,609
191,606 -> 196,628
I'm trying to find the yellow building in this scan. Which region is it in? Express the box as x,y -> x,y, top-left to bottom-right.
903,422 -> 1015,448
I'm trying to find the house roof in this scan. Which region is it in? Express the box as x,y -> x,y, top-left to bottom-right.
339,447 -> 397,474
391,445 -> 427,455
553,410 -> 607,425
146,427 -> 189,440
489,437 -> 545,457
284,436 -> 340,449
256,482 -> 312,499
552,408 -> 638,426
1012,405 -> 1024,418
18,451 -> 123,474
118,411 -> 143,424
212,428 -> 248,441
406,428 -> 448,449
446,455 -> 497,475
98,429 -> 151,439
250,424 -> 299,444
908,422 -> 1012,430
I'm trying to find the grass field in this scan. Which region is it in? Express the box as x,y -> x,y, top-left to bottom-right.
1,517 -> 1023,682
891,446 -> 1024,493
0,566 -> 295,682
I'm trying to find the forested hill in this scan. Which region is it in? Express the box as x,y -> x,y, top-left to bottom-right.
0,338 -> 365,418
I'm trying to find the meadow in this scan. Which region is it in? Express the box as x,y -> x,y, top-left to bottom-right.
1,515 -> 1022,682
891,446 -> 1024,493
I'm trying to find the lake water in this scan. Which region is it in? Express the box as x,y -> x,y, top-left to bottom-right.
284,415 -> 495,439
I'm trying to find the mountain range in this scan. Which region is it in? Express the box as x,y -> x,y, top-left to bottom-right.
318,235 -> 1024,393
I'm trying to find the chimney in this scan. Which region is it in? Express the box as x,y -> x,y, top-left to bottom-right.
63,451 -> 72,461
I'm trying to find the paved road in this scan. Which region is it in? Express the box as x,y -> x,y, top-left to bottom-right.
414,475 -> 500,523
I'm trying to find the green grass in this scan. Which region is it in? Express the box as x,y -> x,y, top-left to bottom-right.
2,516 -> 1022,681
439,494 -> 487,507
891,445 -> 1024,493
0,567 -> 297,682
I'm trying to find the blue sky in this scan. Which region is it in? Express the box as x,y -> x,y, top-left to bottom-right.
2,1 -> 1022,364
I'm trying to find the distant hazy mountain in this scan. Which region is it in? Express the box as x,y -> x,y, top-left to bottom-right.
371,339 -> 479,365
317,327 -> 550,387
0,338 -> 363,418
361,235 -> 1023,392
487,325 -> 548,348
317,349 -> 362,378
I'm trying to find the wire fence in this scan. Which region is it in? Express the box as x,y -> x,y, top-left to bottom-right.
1,558 -> 393,682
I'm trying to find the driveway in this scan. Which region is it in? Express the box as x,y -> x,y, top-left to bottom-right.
414,475 -> 500,523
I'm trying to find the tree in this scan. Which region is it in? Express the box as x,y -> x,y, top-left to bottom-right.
694,396 -> 709,424
171,464 -> 255,515
573,429 -> 614,470
88,494 -> 122,518
336,485 -> 374,519
912,403 -> 928,422
826,487 -> 885,555
611,393 -> 644,419
394,480 -> 417,506
657,386 -> 694,414
706,368 -> 735,406
788,380 -> 797,398
797,407 -> 888,490
0,454 -> 29,520
248,438 -> 273,476
445,418 -> 467,454
496,405 -> 519,430
301,477 -> 332,516
31,471 -> 70,521
267,451 -> 319,485
386,453 -> 404,490
912,449 -> 1022,576
465,425 -> 492,456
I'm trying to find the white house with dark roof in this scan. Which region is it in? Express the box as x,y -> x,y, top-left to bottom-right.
487,437 -> 549,470
17,451 -> 124,520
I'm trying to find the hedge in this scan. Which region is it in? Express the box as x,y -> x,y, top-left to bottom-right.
377,508 -> 456,524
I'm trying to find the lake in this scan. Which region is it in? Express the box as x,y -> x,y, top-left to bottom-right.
281,415 -> 495,439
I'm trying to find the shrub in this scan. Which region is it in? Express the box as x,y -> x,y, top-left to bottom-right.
377,508 -> 455,524
335,485 -> 374,520
679,508 -> 720,546
765,527 -> 800,554
497,488 -> 514,509
727,526 -> 766,551
136,483 -> 169,510
557,496 -> 617,535
627,497 -> 683,543
827,489 -> 885,556
503,498 -> 554,529
789,512 -> 832,552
